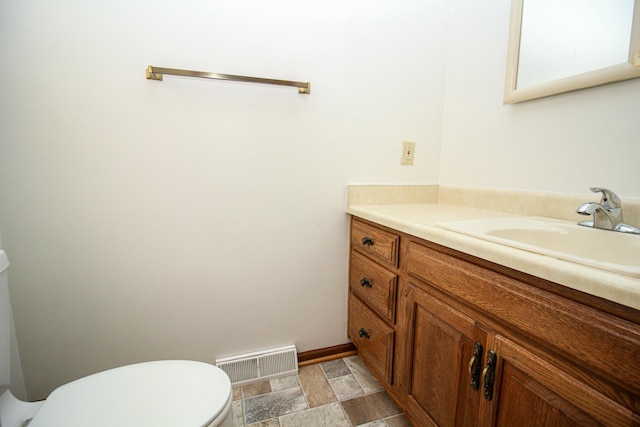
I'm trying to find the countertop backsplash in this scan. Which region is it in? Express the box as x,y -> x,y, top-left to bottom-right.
347,184 -> 640,227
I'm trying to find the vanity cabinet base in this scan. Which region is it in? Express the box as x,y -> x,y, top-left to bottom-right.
348,217 -> 640,427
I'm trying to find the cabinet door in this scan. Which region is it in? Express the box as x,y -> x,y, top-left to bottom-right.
403,284 -> 487,427
480,335 -> 635,427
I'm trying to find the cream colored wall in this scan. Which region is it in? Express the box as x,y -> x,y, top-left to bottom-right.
440,0 -> 640,198
0,0 -> 448,399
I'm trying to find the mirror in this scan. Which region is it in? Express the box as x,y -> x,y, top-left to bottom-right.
504,0 -> 640,104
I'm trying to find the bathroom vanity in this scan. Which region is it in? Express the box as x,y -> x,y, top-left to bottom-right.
347,202 -> 640,427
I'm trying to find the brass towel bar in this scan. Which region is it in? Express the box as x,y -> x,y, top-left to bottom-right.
146,66 -> 310,94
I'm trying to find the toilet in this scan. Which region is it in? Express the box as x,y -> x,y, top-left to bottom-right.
0,245 -> 233,427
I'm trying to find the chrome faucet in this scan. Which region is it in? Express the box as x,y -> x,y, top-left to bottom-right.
576,187 -> 640,234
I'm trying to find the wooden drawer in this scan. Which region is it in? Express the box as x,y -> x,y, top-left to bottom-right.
350,251 -> 398,324
348,294 -> 395,384
351,219 -> 399,268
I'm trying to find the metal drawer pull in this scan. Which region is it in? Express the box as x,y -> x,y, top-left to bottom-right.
482,350 -> 497,401
361,237 -> 374,246
360,278 -> 373,288
358,328 -> 371,339
468,341 -> 483,391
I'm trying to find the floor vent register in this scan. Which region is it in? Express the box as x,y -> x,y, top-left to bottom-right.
215,344 -> 298,385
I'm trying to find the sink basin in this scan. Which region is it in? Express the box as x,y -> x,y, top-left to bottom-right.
437,217 -> 640,278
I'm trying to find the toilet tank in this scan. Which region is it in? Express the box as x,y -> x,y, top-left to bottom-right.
1,249 -> 11,387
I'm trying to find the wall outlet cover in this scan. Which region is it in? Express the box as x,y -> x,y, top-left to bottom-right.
401,141 -> 415,165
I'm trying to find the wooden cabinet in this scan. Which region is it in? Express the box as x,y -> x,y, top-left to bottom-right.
486,335 -> 634,427
348,219 -> 400,386
403,283 -> 486,427
403,282 -> 636,427
348,217 -> 640,427
350,219 -> 399,268
350,251 -> 397,323
348,294 -> 395,384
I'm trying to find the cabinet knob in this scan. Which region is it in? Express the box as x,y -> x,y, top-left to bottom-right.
358,328 -> 371,339
482,350 -> 497,401
468,341 -> 483,391
360,278 -> 373,288
361,237 -> 374,246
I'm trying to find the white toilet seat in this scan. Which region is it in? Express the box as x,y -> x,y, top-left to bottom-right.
28,360 -> 232,427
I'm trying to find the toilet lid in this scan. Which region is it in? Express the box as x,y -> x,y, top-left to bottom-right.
29,360 -> 231,427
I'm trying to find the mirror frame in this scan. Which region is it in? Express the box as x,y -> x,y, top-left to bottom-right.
504,0 -> 640,104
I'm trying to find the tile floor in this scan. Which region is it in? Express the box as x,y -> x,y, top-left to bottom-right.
231,355 -> 412,426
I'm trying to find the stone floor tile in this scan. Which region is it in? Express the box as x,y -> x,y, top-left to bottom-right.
244,386 -> 308,424
246,419 -> 280,427
358,421 -> 387,427
340,391 -> 402,426
328,374 -> 365,400
279,402 -> 351,427
298,364 -> 337,408
242,380 -> 272,398
231,355 -> 409,426
233,386 -> 242,401
270,374 -> 300,391
344,355 -> 384,394
384,413 -> 413,427
232,400 -> 244,427
320,358 -> 351,379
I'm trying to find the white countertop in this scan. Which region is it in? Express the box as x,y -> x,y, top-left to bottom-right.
347,203 -> 640,311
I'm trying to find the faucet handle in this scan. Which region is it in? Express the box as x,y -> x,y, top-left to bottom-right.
589,187 -> 621,210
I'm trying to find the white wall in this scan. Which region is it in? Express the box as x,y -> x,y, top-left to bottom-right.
0,0 -> 448,399
440,0 -> 640,197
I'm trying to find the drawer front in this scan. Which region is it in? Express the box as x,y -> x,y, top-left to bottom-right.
351,219 -> 400,268
348,294 -> 395,384
350,251 -> 398,324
